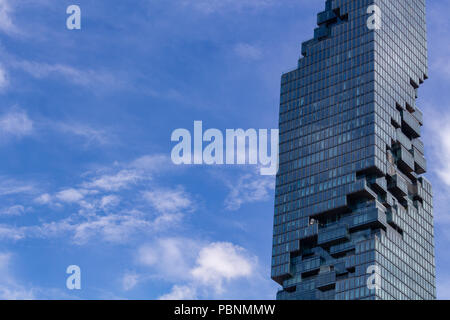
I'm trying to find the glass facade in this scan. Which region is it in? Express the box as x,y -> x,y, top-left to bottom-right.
271,0 -> 436,300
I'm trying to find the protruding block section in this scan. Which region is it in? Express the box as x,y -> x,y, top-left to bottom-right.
412,138 -> 425,155
412,148 -> 427,174
396,128 -> 412,150
318,225 -> 349,246
317,9 -> 337,25
402,110 -> 421,138
388,174 -> 408,198
396,146 -> 415,173
314,26 -> 331,40
412,107 -> 424,125
316,270 -> 336,291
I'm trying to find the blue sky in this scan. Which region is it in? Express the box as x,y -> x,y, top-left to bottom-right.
0,0 -> 449,300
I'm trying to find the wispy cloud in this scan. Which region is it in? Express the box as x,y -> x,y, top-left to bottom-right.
0,205 -> 181,245
122,272 -> 140,291
223,168 -> 274,210
70,212 -> 155,244
143,187 -> 193,213
0,225 -> 25,241
0,0 -> 18,35
82,169 -> 141,192
138,238 -> 202,281
12,60 -> 120,89
33,193 -> 51,205
159,285 -> 197,300
180,0 -> 275,14
0,154 -> 191,245
55,188 -> 85,204
82,155 -> 172,191
0,107 -> 113,147
52,122 -> 111,146
233,43 -> 263,60
0,177 -> 35,197
0,109 -> 33,140
0,64 -> 8,91
425,104 -> 450,187
0,205 -> 25,216
0,252 -> 34,299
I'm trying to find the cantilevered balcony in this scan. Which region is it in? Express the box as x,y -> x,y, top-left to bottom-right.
412,107 -> 423,125
297,223 -> 319,241
412,138 -> 424,155
388,174 -> 408,198
409,181 -> 426,202
368,176 -> 387,194
396,128 -> 412,150
330,242 -> 355,257
348,179 -> 378,200
351,208 -> 387,230
413,148 -> 427,174
397,146 -> 415,173
402,110 -> 421,138
294,256 -> 321,275
314,26 -> 330,40
316,271 -> 336,291
317,9 -> 337,25
318,224 -> 349,246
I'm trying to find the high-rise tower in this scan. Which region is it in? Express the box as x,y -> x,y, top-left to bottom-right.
272,0 -> 436,300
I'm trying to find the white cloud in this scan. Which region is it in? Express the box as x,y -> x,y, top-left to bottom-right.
0,225 -> 25,241
0,65 -> 8,91
0,154 -> 188,244
54,122 -> 110,146
137,239 -> 257,299
0,205 -> 25,216
131,154 -> 172,171
0,177 -> 35,196
55,188 -> 85,203
82,170 -> 141,192
191,242 -> 254,293
72,212 -> 153,244
138,238 -> 201,280
234,43 -> 262,60
435,127 -> 450,186
224,170 -> 274,210
100,195 -> 120,209
0,202 -> 184,245
82,154 -> 171,191
143,187 -> 193,213
0,0 -> 18,35
14,60 -> 119,89
3,211 -> 158,245
159,285 -> 197,300
122,272 -> 140,291
34,193 -> 51,205
0,109 -> 33,139
0,253 -> 34,300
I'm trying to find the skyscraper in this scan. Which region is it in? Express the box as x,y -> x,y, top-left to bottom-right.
272,0 -> 436,300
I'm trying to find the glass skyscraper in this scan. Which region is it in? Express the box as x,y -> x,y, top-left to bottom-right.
272,0 -> 436,300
